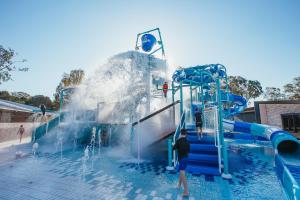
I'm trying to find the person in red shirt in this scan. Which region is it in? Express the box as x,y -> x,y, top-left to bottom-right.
163,82 -> 168,98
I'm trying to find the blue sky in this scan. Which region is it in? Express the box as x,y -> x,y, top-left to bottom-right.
0,0 -> 299,99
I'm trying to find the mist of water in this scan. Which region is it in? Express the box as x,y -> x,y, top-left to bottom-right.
38,51 -> 170,161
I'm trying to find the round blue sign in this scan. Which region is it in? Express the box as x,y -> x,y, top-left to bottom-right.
141,34 -> 157,52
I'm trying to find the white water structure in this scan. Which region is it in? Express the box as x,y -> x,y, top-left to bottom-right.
69,51 -> 168,124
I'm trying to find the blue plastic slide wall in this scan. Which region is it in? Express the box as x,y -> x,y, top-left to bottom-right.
223,119 -> 300,153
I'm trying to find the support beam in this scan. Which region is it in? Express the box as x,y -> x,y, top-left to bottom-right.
180,81 -> 183,116
216,76 -> 232,179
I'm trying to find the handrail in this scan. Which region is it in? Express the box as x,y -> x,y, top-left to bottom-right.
172,111 -> 186,167
132,100 -> 180,126
214,106 -> 222,173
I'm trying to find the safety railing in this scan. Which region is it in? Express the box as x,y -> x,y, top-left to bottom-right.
214,106 -> 222,174
202,106 -> 221,173
132,100 -> 180,127
130,100 -> 180,154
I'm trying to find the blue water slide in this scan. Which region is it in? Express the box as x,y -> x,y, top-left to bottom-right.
222,93 -> 247,117
223,92 -> 300,154
224,94 -> 300,198
172,67 -> 214,84
223,119 -> 300,153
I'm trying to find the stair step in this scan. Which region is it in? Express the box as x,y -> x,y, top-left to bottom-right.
187,136 -> 215,144
188,153 -> 218,163
190,144 -> 218,154
185,124 -> 195,131
188,160 -> 219,168
187,131 -> 214,136
186,165 -> 220,176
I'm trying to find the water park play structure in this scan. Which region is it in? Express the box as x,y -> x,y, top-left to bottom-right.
30,28 -> 300,199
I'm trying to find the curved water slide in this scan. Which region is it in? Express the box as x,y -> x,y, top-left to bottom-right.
222,93 -> 300,154
223,110 -> 300,199
223,119 -> 300,153
223,93 -> 247,117
223,86 -> 300,199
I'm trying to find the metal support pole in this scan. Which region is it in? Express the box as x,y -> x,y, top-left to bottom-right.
130,126 -> 134,154
157,28 -> 165,57
146,56 -> 151,114
166,138 -> 174,170
180,81 -> 183,117
189,84 -> 193,123
59,90 -> 63,124
201,84 -> 204,112
172,81 -> 175,104
172,81 -> 176,126
216,76 -> 232,179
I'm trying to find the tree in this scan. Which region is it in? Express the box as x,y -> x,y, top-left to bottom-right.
0,91 -> 11,100
53,69 -> 85,109
0,90 -> 29,104
26,95 -> 52,108
283,76 -> 300,100
0,45 -> 28,84
228,76 -> 263,100
247,80 -> 263,100
228,76 -> 247,97
264,87 -> 285,100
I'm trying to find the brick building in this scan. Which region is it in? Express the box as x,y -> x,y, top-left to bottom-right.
254,100 -> 300,133
235,100 -> 300,134
0,99 -> 40,122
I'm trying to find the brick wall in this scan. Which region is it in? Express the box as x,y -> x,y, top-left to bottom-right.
259,104 -> 300,128
0,109 -> 33,122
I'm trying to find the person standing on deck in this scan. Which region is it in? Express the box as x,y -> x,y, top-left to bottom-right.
194,107 -> 203,140
173,129 -> 190,197
40,104 -> 46,116
17,125 -> 25,143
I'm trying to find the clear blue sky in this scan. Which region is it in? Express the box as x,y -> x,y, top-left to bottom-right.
1,0 -> 299,99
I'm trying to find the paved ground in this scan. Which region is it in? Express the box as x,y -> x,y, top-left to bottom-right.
0,141 -> 287,200
0,137 -> 32,165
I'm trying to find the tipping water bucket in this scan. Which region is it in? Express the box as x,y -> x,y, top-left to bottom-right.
141,34 -> 157,52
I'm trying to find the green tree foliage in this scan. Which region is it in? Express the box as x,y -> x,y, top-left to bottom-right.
264,87 -> 285,100
0,45 -> 28,84
228,76 -> 263,100
247,80 -> 263,100
0,90 -> 29,104
283,76 -> 300,100
0,91 -> 55,110
228,76 -> 247,96
26,95 -> 52,108
53,69 -> 85,109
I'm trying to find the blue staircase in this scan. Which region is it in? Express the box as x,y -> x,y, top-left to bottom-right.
185,124 -> 220,176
